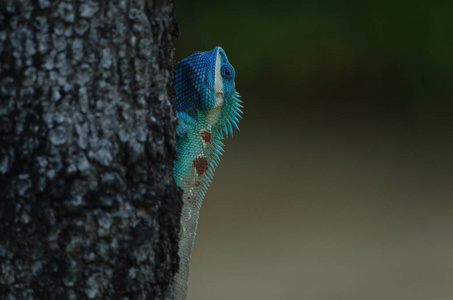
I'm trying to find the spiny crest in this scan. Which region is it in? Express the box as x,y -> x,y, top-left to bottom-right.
197,92 -> 242,198
218,91 -> 243,138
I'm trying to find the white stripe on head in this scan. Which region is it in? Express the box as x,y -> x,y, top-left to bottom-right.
214,47 -> 224,108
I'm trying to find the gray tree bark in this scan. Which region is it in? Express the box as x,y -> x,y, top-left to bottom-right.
0,0 -> 181,299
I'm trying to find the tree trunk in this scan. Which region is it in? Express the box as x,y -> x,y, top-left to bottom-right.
0,0 -> 181,298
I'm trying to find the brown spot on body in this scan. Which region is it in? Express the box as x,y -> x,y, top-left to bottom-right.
200,130 -> 211,143
192,156 -> 208,176
194,181 -> 201,188
186,196 -> 197,206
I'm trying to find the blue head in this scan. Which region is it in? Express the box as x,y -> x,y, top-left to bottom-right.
174,46 -> 242,138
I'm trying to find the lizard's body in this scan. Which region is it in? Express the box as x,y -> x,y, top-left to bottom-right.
172,47 -> 242,299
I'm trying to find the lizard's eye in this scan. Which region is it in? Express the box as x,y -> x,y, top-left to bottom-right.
221,65 -> 234,80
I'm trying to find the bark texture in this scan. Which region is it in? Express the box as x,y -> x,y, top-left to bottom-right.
0,0 -> 181,299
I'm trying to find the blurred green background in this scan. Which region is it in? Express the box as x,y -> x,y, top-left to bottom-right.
175,1 -> 453,299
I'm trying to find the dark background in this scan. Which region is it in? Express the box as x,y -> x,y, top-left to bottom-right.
175,1 -> 453,299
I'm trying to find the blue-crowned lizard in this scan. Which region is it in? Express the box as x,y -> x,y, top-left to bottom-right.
172,47 -> 243,299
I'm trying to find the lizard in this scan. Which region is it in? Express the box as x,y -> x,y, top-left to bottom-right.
172,46 -> 243,299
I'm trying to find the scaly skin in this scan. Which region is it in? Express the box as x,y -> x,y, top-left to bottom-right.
172,47 -> 242,299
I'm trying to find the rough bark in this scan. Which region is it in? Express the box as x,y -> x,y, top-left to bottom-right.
0,0 -> 181,299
